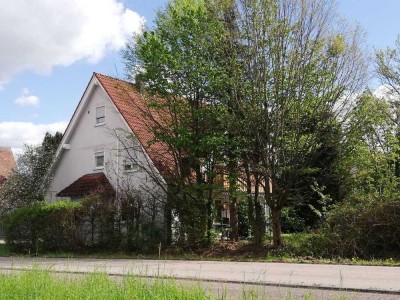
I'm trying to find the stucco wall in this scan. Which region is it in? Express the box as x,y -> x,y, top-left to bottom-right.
47,83 -> 165,209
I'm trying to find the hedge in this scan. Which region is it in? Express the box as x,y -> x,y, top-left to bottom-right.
3,193 -> 165,254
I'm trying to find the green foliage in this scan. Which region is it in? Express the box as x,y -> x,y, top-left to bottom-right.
280,233 -> 334,258
124,0 -> 232,247
80,193 -> 119,249
4,192 -> 166,254
281,207 -> 306,233
3,200 -> 83,253
124,0 -> 367,248
0,132 -> 63,212
325,199 -> 400,259
339,91 -> 400,199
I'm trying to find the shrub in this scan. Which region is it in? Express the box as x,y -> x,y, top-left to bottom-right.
324,200 -> 400,259
4,191 -> 166,254
282,232 -> 334,258
80,193 -> 119,249
4,201 -> 83,253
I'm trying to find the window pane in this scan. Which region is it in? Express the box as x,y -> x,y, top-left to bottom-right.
96,106 -> 105,124
124,160 -> 138,172
95,152 -> 104,168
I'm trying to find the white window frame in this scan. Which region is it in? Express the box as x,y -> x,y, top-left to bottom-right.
94,151 -> 105,169
123,159 -> 139,173
95,105 -> 106,126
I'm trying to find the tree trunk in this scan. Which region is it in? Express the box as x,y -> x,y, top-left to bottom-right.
206,191 -> 213,240
228,160 -> 239,241
253,176 -> 265,246
244,161 -> 255,240
164,189 -> 173,245
271,208 -> 283,248
229,195 -> 239,241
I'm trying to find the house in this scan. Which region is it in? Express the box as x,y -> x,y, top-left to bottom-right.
0,147 -> 16,237
47,73 -> 172,220
0,147 -> 16,185
47,73 -> 266,239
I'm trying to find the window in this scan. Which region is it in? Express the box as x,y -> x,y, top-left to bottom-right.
95,106 -> 105,125
94,151 -> 105,169
124,159 -> 139,172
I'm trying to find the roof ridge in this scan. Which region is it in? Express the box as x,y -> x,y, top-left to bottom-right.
93,72 -> 133,85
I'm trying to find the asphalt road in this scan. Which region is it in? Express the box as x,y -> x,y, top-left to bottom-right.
1,257 -> 400,298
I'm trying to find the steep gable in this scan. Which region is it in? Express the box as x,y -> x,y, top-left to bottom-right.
94,73 -> 175,178
0,147 -> 16,179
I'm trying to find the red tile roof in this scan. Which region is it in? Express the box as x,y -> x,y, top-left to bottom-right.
56,173 -> 115,197
0,147 -> 16,179
94,73 -> 176,178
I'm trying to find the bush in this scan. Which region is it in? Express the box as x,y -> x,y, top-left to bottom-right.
4,201 -> 83,253
324,200 -> 400,259
4,192 -> 166,254
281,232 -> 334,258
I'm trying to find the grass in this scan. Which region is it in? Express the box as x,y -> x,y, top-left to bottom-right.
0,269 -> 214,300
0,269 -> 352,300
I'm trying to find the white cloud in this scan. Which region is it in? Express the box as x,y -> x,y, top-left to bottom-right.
15,88 -> 39,106
0,121 -> 68,153
0,0 -> 145,85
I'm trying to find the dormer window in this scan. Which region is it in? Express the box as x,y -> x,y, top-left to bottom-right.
95,106 -> 105,125
94,151 -> 105,169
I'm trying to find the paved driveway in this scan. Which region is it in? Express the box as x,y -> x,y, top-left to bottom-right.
1,257 -> 400,294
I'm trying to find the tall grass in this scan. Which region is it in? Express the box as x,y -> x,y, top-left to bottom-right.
0,270 -> 214,300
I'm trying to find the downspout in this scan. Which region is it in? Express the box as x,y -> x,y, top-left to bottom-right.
116,138 -> 120,204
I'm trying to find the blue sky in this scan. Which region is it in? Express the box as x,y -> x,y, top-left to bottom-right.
1,0 -> 400,153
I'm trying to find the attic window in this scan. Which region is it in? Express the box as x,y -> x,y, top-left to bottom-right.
94,151 -> 105,169
95,106 -> 105,125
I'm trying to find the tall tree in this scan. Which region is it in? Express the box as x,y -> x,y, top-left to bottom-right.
124,0 -> 231,246
235,0 -> 367,247
124,0 -> 367,248
0,132 -> 62,211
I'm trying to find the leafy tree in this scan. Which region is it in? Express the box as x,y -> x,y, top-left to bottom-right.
339,91 -> 400,199
0,132 -> 62,212
124,0 -> 231,246
231,0 -> 367,247
124,0 -> 367,248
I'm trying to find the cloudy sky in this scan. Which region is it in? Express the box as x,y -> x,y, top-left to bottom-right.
1,0 -> 400,154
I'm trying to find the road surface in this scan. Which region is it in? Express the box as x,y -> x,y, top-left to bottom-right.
1,257 -> 399,299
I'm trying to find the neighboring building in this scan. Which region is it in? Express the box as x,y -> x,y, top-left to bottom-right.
47,73 -> 171,216
0,147 -> 16,237
0,147 -> 16,184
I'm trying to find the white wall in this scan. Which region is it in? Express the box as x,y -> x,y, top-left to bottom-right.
47,81 -> 165,210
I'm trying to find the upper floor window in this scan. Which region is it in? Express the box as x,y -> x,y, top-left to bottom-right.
124,159 -> 139,172
95,106 -> 105,125
94,151 -> 105,169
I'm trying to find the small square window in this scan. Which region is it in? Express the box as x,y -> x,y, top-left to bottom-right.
95,106 -> 105,125
124,159 -> 139,172
95,151 -> 105,169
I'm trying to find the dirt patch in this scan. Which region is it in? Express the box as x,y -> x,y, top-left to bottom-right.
163,241 -> 273,260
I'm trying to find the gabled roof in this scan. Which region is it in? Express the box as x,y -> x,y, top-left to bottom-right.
94,73 -> 175,178
53,73 -> 176,184
0,147 -> 16,179
56,173 -> 114,197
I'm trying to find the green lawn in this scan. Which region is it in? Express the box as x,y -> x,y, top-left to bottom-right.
0,270 -> 214,300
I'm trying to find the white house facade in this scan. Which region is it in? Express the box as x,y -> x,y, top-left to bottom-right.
47,73 -> 169,206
